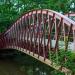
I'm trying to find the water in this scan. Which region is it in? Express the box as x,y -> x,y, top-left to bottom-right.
0,49 -> 64,75
0,59 -> 25,75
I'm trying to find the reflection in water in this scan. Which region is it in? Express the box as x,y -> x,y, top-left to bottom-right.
0,60 -> 25,75
0,49 -> 64,75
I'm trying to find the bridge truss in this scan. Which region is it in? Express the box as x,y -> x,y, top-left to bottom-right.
0,9 -> 75,75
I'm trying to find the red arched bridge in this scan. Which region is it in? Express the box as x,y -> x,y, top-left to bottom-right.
65,13 -> 75,21
0,9 -> 75,75
65,12 -> 75,17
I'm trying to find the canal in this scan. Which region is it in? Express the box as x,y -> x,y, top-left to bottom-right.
0,49 -> 64,75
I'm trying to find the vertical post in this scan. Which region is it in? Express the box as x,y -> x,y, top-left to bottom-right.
26,14 -> 29,52
73,29 -> 75,51
31,12 -> 33,53
9,29 -> 11,47
22,16 -> 25,49
47,13 -> 55,63
68,13 -> 70,18
10,27 -> 13,48
17,19 -> 20,49
23,16 -> 26,49
29,12 -> 31,54
20,18 -> 22,49
16,21 -> 19,49
38,10 -> 42,57
55,18 -> 57,40
55,17 -> 59,64
7,31 -> 9,48
12,24 -> 15,47
10,28 -> 12,48
21,17 -> 24,48
42,12 -> 45,60
4,34 -> 7,48
32,11 -> 35,56
24,15 -> 27,48
25,15 -> 28,51
64,24 -> 72,51
13,23 -> 16,46
47,12 -> 51,61
15,24 -> 18,47
15,23 -> 17,48
34,10 -> 37,55
32,11 -> 34,55
54,18 -> 63,65
64,24 -> 73,67
63,22 -> 67,66
37,11 -> 40,58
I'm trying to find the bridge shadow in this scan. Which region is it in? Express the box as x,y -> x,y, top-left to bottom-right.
0,49 -> 64,75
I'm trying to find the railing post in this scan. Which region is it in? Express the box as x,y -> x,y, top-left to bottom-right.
36,11 -> 40,58
73,29 -> 75,51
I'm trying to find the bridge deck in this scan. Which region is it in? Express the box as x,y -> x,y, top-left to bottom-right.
6,46 -> 72,74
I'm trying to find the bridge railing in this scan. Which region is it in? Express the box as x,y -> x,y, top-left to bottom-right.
0,9 -> 75,74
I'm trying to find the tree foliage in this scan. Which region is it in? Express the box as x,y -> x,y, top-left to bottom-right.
0,0 -> 75,32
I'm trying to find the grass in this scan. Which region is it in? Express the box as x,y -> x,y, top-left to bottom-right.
48,48 -> 75,73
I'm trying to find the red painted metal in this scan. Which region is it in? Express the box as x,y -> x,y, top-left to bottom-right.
54,18 -> 63,51
0,9 -> 75,72
47,13 -> 55,51
65,13 -> 75,17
